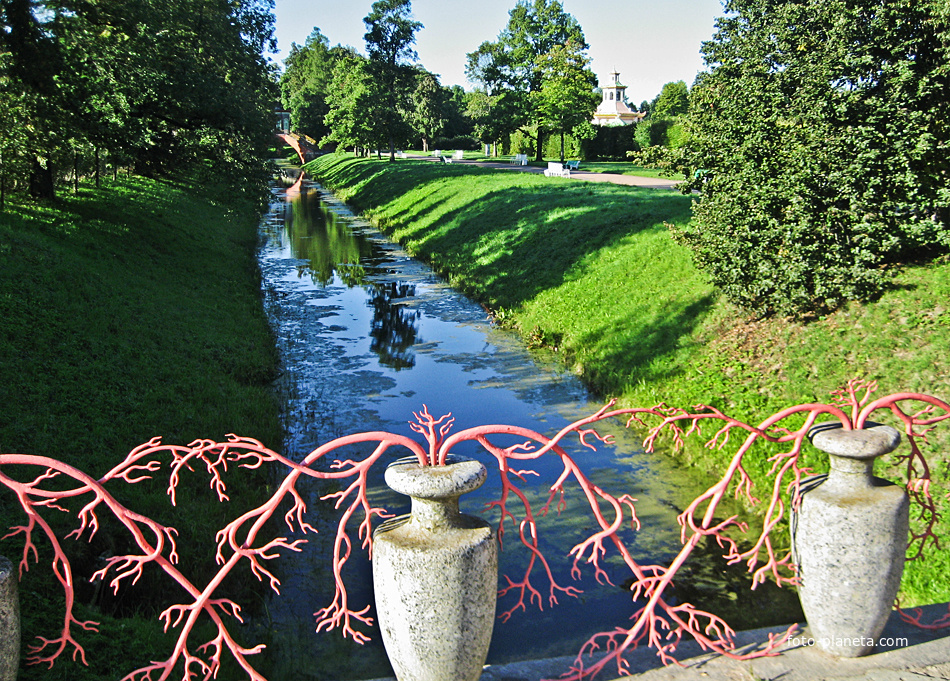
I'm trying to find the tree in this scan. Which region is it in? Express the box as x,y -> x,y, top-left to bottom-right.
466,0 -> 587,161
465,89 -> 522,156
652,80 -> 689,119
279,29 -> 345,141
363,0 -> 423,160
678,0 -> 950,317
0,53 -> 31,209
441,85 -> 475,140
530,41 -> 598,162
409,70 -> 447,152
322,52 -> 389,155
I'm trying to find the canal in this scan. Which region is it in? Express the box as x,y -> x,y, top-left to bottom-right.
252,171 -> 800,680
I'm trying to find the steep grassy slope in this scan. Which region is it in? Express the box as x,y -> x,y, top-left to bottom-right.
0,175 -> 281,679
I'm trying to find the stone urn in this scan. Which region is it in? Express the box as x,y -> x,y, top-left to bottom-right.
372,455 -> 498,681
792,421 -> 909,657
0,556 -> 18,681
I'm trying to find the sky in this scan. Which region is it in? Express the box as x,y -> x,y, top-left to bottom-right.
272,0 -> 726,106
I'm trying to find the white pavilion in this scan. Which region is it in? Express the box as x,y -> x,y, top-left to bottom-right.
592,72 -> 644,126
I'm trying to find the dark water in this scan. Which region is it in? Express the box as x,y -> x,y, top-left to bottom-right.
252,172 -> 801,680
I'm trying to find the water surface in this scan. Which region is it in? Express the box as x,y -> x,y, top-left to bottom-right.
253,173 -> 799,680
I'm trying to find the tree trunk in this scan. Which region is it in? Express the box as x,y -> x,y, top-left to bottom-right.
73,149 -> 79,194
29,158 -> 55,200
535,129 -> 545,162
95,146 -> 101,189
560,132 -> 565,163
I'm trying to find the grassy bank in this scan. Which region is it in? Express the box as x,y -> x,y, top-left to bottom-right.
0,175 -> 281,679
306,153 -> 950,607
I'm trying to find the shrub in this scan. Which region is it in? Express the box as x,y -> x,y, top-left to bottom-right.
431,135 -> 480,151
678,0 -> 950,317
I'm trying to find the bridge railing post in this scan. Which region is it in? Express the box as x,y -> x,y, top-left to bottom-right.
0,555 -> 20,681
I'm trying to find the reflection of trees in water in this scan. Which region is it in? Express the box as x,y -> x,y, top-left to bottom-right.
285,191 -> 373,286
367,282 -> 419,370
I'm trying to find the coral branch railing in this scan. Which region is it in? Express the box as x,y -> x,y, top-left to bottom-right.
1,381 -> 948,680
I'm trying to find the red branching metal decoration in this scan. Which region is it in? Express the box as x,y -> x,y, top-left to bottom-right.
1,380 -> 947,680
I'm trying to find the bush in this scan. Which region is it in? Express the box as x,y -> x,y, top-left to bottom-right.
581,124 -> 639,160
678,0 -> 950,317
432,135 -> 480,151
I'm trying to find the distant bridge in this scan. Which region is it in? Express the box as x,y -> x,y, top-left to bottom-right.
277,132 -> 319,164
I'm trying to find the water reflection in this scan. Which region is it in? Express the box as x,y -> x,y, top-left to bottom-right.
367,282 -> 419,369
276,185 -> 423,369
281,186 -> 375,287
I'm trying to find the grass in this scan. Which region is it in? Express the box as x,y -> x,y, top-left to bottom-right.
307,152 -> 950,610
0,174 -> 282,679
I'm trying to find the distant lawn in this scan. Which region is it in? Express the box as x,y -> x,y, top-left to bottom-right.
399,149 -> 684,179
572,161 -> 686,181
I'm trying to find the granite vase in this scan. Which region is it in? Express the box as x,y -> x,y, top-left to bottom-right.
792,422 -> 909,657
372,455 -> 498,681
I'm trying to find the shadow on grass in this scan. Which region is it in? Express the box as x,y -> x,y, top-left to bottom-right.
571,294 -> 717,397
308,157 -> 694,311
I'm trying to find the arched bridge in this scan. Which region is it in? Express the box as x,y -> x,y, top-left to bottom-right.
277,132 -> 319,164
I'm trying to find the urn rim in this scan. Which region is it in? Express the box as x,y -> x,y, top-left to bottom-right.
385,454 -> 488,499
807,421 -> 901,460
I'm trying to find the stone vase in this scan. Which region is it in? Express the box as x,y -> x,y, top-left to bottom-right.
372,455 -> 498,681
0,556 -> 19,681
792,421 -> 909,657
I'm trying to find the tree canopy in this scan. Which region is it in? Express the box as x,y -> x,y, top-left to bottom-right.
466,0 -> 589,160
652,80 -> 689,119
363,0 -> 423,160
530,40 -> 598,162
678,0 -> 950,317
0,0 -> 279,200
279,29 -> 348,143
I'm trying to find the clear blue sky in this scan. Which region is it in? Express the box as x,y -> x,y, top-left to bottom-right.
272,0 -> 726,105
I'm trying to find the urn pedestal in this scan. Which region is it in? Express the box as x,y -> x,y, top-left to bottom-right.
373,456 -> 498,681
792,422 -> 909,657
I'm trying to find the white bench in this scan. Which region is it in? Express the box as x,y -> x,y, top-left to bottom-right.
453,150 -> 464,160
543,162 -> 570,178
509,154 -> 528,166
440,156 -> 452,164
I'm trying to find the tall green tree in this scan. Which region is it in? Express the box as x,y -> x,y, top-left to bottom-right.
441,85 -> 475,140
530,40 -> 598,162
409,69 -> 447,152
678,0 -> 950,317
280,28 -> 342,140
363,0 -> 423,160
652,80 -> 689,119
465,89 -> 522,155
466,0 -> 587,161
322,52 -> 389,155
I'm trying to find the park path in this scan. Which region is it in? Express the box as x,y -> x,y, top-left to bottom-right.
407,153 -> 682,190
